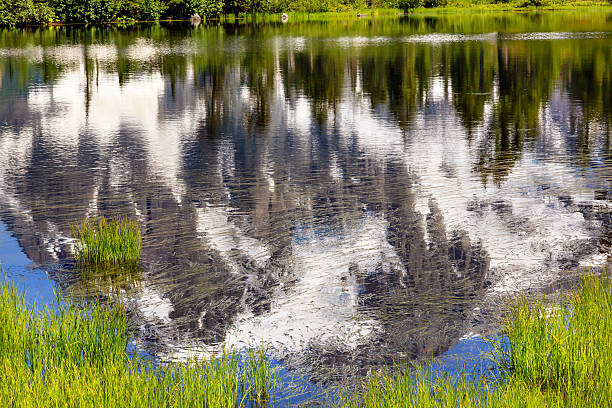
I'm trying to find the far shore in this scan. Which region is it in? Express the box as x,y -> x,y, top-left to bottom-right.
2,4 -> 611,28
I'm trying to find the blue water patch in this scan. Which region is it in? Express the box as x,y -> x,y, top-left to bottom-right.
0,222 -> 57,307
428,335 -> 501,383
264,359 -> 329,407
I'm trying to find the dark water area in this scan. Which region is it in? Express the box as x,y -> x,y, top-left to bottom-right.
1,10 -> 611,394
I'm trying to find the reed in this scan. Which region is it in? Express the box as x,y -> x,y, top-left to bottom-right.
495,271 -> 612,405
72,216 -> 142,268
242,347 -> 278,406
341,272 -> 612,407
4,271 -> 610,407
0,278 -> 278,408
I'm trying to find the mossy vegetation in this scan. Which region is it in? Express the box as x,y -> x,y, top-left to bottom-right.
72,216 -> 142,269
342,273 -> 612,407
0,278 -> 278,407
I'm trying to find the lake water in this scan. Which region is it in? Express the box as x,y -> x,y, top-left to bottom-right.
0,10 -> 611,391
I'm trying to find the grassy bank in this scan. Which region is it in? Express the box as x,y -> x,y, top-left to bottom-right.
2,272 -> 611,406
343,272 -> 612,407
0,278 -> 277,408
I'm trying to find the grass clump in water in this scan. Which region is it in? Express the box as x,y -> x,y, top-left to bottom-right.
72,216 -> 141,268
342,272 -> 612,407
242,347 -> 277,405
0,278 -> 278,407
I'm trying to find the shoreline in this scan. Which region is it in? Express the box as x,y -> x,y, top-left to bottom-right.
2,271 -> 610,406
2,5 -> 611,28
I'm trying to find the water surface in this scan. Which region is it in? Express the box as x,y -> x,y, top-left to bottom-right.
1,10 -> 611,386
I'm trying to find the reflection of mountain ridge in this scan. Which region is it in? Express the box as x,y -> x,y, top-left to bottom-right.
0,18 -> 611,377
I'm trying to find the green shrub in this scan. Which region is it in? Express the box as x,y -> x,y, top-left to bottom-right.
182,0 -> 224,18
283,0 -> 341,12
373,0 -> 399,8
422,0 -> 446,7
398,0 -> 421,11
0,0 -> 55,26
223,0 -> 249,15
516,0 -> 550,6
122,0 -> 167,20
52,0 -> 123,23
258,0 -> 291,13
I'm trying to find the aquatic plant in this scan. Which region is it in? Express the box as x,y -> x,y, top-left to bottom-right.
3,269 -> 611,407
494,271 -> 612,404
0,277 -> 279,408
242,347 -> 277,405
72,216 -> 142,268
341,272 -> 612,407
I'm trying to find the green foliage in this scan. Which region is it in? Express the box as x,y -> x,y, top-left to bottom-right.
122,0 -> 168,20
422,0 -> 446,7
0,0 -> 55,27
0,0 -> 610,25
52,0 -> 123,23
516,0 -> 551,6
224,0 -> 250,14
398,0 -> 421,11
258,0 -> 292,13
0,277 -> 279,407
72,216 -> 142,268
183,0 -> 224,18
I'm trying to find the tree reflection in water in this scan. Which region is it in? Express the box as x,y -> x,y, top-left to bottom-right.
0,11 -> 611,381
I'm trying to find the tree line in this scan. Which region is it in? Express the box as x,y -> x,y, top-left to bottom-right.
1,0 -> 611,27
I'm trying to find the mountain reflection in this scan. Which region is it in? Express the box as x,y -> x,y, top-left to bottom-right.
0,13 -> 611,377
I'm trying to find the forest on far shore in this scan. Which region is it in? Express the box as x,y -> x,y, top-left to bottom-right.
0,0 -> 610,27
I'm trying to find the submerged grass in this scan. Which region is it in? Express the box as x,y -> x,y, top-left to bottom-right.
342,272 -> 612,407
72,216 -> 142,268
0,278 -> 278,408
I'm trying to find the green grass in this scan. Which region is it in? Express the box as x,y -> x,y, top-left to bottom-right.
72,216 -> 142,268
3,272 -> 611,407
0,278 -> 278,408
341,272 -> 612,407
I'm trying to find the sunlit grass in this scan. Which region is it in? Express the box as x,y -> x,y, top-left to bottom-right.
243,347 -> 277,405
0,278 -> 278,408
341,272 -> 612,407
72,216 -> 141,268
3,271 -> 611,407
